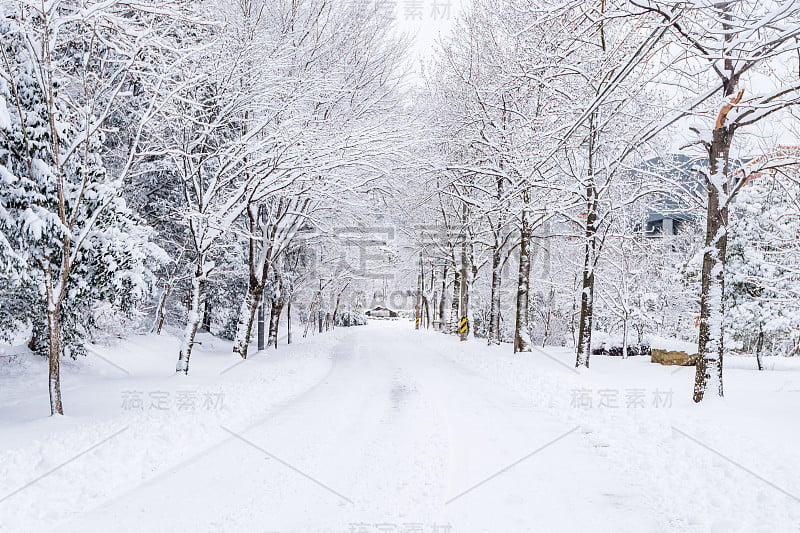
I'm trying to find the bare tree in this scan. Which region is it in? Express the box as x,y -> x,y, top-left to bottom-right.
635,0 -> 800,400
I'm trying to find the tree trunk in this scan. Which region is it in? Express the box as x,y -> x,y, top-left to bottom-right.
459,227 -> 471,342
45,276 -> 63,415
332,291 -> 343,330
152,283 -> 170,335
428,264 -> 435,329
693,123 -> 732,402
488,242 -> 503,346
449,259 -> 460,335
303,293 -> 319,339
28,324 -> 46,354
541,288 -> 555,347
232,203 -> 276,359
789,337 -> 799,357
431,289 -> 439,329
621,315 -> 629,360
416,254 -> 423,330
755,328 -> 764,371
176,268 -> 203,374
575,239 -> 596,367
233,285 -> 261,359
200,299 -> 212,333
438,263 -> 448,332
287,299 -> 292,345
693,189 -> 727,401
575,170 -> 599,368
267,299 -> 285,348
514,189 -> 533,353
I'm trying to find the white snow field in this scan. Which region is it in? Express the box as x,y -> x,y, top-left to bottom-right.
1,321 -> 799,533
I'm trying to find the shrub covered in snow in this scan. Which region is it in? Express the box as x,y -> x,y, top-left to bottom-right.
334,310 -> 368,327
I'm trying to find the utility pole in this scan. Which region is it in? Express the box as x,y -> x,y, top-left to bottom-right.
257,298 -> 265,351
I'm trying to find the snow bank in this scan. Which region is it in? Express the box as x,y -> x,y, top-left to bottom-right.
0,328 -> 346,532
428,331 -> 800,532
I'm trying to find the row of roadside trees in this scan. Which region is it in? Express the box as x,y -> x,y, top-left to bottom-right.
410,0 -> 800,402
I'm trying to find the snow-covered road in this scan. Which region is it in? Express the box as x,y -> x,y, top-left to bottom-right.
3,321 -> 799,532
56,322 -> 643,533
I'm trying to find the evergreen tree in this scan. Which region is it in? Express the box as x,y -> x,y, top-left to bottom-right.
726,173 -> 800,369
0,6 -> 159,414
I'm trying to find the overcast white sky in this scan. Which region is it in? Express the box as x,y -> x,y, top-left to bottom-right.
390,0 -> 470,63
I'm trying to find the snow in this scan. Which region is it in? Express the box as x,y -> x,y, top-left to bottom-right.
2,322 -> 799,532
0,93 -> 10,130
649,335 -> 699,354
3,3 -> 799,531
0,328 -> 346,532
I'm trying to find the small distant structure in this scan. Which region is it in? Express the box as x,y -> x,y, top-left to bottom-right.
634,149 -> 800,238
365,306 -> 398,318
636,154 -> 704,237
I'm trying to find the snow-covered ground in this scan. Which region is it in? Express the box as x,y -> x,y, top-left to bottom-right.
1,321 -> 798,532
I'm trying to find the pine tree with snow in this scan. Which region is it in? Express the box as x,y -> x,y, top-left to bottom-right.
0,5 -> 160,415
725,173 -> 800,369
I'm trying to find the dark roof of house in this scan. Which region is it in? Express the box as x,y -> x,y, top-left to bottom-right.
637,155 -> 704,222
